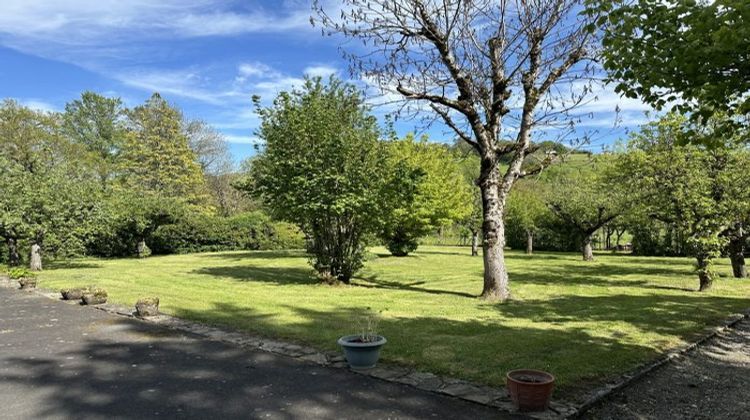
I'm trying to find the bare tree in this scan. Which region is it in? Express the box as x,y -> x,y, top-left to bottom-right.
314,0 -> 601,300
183,118 -> 232,176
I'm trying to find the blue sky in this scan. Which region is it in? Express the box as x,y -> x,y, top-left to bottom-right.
0,0 -> 654,164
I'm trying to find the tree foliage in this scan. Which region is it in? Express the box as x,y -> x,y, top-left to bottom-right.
121,93 -> 209,206
63,91 -> 126,187
595,0 -> 750,136
545,156 -> 623,261
381,135 -> 472,256
615,114 -> 750,289
244,77 -> 391,283
315,0 -> 603,301
505,181 -> 550,255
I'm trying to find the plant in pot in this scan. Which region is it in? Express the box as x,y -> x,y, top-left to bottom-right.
10,268 -> 37,290
81,288 -> 108,305
337,309 -> 387,370
506,369 -> 555,412
135,297 -> 159,317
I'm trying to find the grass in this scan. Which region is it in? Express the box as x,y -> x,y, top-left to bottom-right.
37,246 -> 750,400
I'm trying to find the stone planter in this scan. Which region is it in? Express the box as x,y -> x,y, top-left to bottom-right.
18,278 -> 37,290
135,297 -> 159,317
506,369 -> 555,412
61,288 -> 85,300
81,291 -> 107,305
337,335 -> 387,369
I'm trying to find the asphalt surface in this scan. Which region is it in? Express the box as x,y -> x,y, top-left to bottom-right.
0,287 -> 510,420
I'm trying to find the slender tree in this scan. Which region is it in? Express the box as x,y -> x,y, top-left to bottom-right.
506,181 -> 549,255
314,0 -> 602,300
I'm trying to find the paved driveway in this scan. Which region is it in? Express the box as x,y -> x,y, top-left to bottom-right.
0,287 -> 510,420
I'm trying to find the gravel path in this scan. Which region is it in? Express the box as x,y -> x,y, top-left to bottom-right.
582,317 -> 750,420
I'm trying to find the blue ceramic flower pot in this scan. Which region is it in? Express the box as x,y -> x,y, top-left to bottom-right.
337,335 -> 387,369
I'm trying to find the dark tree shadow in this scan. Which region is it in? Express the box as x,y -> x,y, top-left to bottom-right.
494,294 -> 746,337
192,265 -> 318,286
171,302 -> 671,403
194,249 -> 307,261
354,274 -> 476,298
44,261 -> 103,270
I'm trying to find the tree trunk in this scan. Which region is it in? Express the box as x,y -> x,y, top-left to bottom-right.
696,256 -> 713,291
582,234 -> 594,261
30,244 -> 42,271
7,237 -> 20,267
470,230 -> 479,256
525,230 -> 533,255
136,239 -> 148,258
728,236 -> 747,278
479,159 -> 510,301
605,227 -> 612,250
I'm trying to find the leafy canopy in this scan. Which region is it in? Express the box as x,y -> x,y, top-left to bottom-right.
245,77 -> 391,281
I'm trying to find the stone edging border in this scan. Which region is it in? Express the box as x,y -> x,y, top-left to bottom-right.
567,309 -> 750,418
4,278 -> 748,420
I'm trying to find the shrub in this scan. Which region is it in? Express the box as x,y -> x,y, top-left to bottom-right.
8,267 -> 35,279
150,211 -> 304,254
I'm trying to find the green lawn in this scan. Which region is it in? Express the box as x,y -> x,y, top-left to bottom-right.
37,247 -> 750,400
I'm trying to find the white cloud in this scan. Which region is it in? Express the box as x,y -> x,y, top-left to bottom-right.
20,99 -> 58,113
0,0 -> 315,46
170,10 -> 312,37
224,134 -> 263,145
303,65 -> 338,78
113,69 -> 232,105
238,62 -> 279,79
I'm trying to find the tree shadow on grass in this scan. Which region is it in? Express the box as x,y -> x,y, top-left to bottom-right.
494,293 -> 747,337
192,265 -> 318,286
353,274 -> 476,298
44,261 -> 103,270
171,302 -> 664,403
505,258 -> 699,291
194,249 -> 307,261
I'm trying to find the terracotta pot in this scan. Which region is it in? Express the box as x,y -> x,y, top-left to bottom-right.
506,369 -> 555,412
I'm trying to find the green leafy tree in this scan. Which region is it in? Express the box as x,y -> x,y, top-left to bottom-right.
105,191 -> 185,258
506,181 -> 550,255
381,135 -> 472,256
594,0 -> 750,136
455,151 -> 483,256
121,93 -> 209,206
315,0 -> 602,301
0,100 -> 99,268
545,157 -> 623,261
244,77 -> 391,283
63,91 -> 126,187
616,114 -> 750,289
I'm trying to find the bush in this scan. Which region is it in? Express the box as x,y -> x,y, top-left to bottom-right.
150,211 -> 304,254
8,267 -> 35,279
